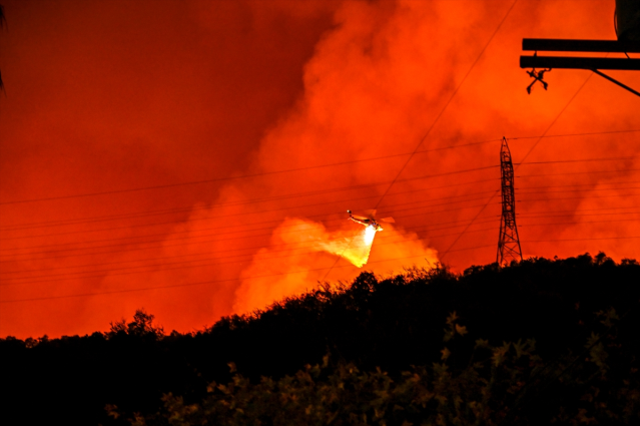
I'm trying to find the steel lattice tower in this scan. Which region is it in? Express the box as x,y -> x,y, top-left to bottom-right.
497,137 -> 523,266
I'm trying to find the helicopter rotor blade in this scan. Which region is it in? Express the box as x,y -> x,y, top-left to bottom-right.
362,209 -> 377,220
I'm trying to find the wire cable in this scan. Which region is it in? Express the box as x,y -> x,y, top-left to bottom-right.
1,128 -> 635,207
0,167 -> 499,242
318,0 -> 520,280
371,0 -> 520,211
440,61 -> 601,260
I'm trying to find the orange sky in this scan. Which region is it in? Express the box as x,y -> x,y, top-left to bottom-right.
1,0 -> 638,339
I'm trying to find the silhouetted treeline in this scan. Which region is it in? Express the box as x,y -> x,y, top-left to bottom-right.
132,309 -> 639,425
1,253 -> 639,425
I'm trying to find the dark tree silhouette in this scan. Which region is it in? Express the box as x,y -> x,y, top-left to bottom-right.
1,253 -> 638,425
107,308 -> 164,338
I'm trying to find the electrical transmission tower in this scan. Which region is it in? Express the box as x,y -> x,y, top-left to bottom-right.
497,137 -> 523,266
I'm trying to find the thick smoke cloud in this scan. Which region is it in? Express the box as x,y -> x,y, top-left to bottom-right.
233,218 -> 438,315
0,0 -> 638,338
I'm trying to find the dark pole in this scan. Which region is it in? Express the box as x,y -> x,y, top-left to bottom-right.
522,38 -> 640,53
520,56 -> 640,70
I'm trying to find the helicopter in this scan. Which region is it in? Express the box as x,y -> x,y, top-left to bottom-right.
347,210 -> 394,232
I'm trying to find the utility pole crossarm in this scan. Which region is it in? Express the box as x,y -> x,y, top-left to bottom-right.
522,38 -> 640,53
520,56 -> 640,71
520,37 -> 640,96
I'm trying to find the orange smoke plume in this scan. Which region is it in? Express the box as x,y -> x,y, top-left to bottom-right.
1,0 -> 638,340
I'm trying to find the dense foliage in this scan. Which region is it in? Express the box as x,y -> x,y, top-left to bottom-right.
1,253 -> 639,425
128,310 -> 639,426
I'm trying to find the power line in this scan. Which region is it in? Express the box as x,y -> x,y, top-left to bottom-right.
510,128 -> 639,141
519,217 -> 640,227
440,61 -> 602,260
7,208 -> 635,285
0,184 -> 500,254
518,70 -> 599,166
519,167 -> 640,179
0,174 -> 502,232
514,155 -> 636,166
518,181 -> 640,192
519,208 -> 640,218
2,4 -> 522,214
321,0 -> 519,281
0,250 -> 442,300
0,169 -> 499,241
0,218 -> 501,280
440,159 -> 632,260
2,186 -> 634,278
0,165 -> 499,238
11,205 -> 588,296
2,155 -> 629,240
0,152 -> 413,206
2,149 -> 637,287
2,162 -> 633,258
3,179 -> 635,264
1,129 -> 635,208
0,140 -> 505,207
519,192 -> 640,202
372,0 -> 520,211
4,224 -> 635,299
0,198 -> 500,260
0,191 -> 504,284
0,201 -> 500,262
446,244 -> 495,254
527,236 -> 640,243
